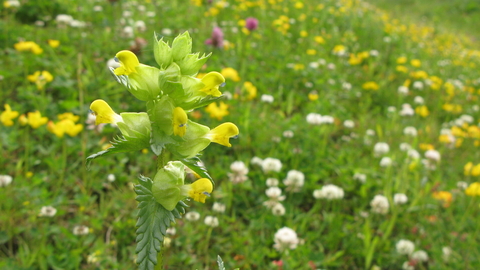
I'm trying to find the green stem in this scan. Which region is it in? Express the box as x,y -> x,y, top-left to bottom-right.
154,150 -> 168,270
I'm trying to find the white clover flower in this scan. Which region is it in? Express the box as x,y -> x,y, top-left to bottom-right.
283,130 -> 294,138
306,113 -> 323,125
212,202 -> 226,213
370,195 -> 389,214
393,193 -> 408,205
230,161 -> 248,175
343,120 -> 355,128
379,157 -> 392,167
320,115 -> 334,124
370,50 -> 379,57
402,261 -> 414,270
93,5 -> 103,12
262,158 -> 282,173
457,181 -> 468,190
0,175 -> 13,187
273,227 -> 299,252
413,81 -> 424,90
414,96 -> 424,104
309,62 -> 320,69
283,170 -> 305,192
342,82 -> 352,91
387,106 -> 397,113
261,94 -> 274,103
442,246 -> 452,261
318,58 -> 326,65
383,36 -> 392,43
366,129 -> 376,136
313,184 -> 344,200
123,26 -> 134,38
265,187 -> 286,201
135,20 -> 147,32
410,250 -> 428,262
328,79 -> 336,85
398,86 -> 409,95
396,239 -> 415,255
266,178 -> 279,187
400,104 -> 415,116
107,174 -> 116,182
425,149 -> 441,162
460,114 -> 474,123
166,228 -> 176,235
353,173 -> 367,183
70,20 -> 86,28
271,203 -> 286,216
373,142 -> 390,157
55,14 -> 74,25
327,63 -> 336,70
403,126 -> 417,137
122,10 -> 132,17
185,211 -> 200,221
407,149 -> 420,159
39,206 -> 57,217
399,143 -> 411,151
161,28 -> 172,35
204,216 -> 219,227
73,225 -> 90,236
251,156 -> 263,166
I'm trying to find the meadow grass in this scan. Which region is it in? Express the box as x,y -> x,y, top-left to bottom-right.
1,0 -> 480,269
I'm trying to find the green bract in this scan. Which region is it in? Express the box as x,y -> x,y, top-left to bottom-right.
152,161 -> 185,211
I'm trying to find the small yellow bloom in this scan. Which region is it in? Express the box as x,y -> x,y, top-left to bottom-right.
419,143 -> 434,151
465,182 -> 480,197
47,39 -> 60,48
27,111 -> 48,129
243,81 -> 257,100
396,56 -> 407,64
306,49 -> 316,55
206,122 -> 239,147
221,67 -> 241,82
410,59 -> 421,67
205,102 -> 229,120
48,119 -> 83,138
332,44 -> 346,55
362,81 -> 379,91
27,71 -> 54,90
57,112 -> 80,122
199,72 -> 225,97
173,107 -> 187,137
1,104 -> 19,126
314,36 -> 325,44
89,99 -> 122,125
294,1 -> 304,9
308,91 -> 319,101
187,178 -> 213,203
300,30 -> 308,37
113,50 -> 140,76
415,105 -> 429,117
14,41 -> 43,55
432,191 -> 452,207
19,114 -> 28,126
396,65 -> 408,73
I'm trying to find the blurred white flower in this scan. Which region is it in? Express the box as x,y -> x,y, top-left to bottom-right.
353,173 -> 367,183
413,81 -> 424,90
460,114 -> 474,123
370,50 -> 379,57
273,227 -> 299,252
373,142 -> 390,157
442,246 -> 452,261
271,203 -> 286,216
39,206 -> 57,217
309,62 -> 320,69
410,250 -> 428,262
413,96 -> 424,104
425,150 -> 441,162
107,174 -> 116,182
366,129 -> 376,136
185,211 -> 200,221
342,82 -> 352,91
161,28 -> 172,36
123,26 -> 134,38
73,225 -> 90,236
393,193 -> 408,205
283,130 -> 294,138
400,104 -> 415,116
327,63 -> 336,70
403,126 -> 417,137
262,158 -> 282,173
0,175 -> 13,187
306,113 -> 322,125
283,170 -> 304,192
457,181 -> 468,190
313,184 -> 344,200
56,14 -> 73,26
399,143 -> 411,151
265,187 -> 286,201
204,216 -> 219,227
370,195 -> 389,214
93,5 -> 103,12
228,161 -> 248,184
407,149 -> 420,159
135,20 -> 147,32
343,120 -> 354,128
396,239 -> 415,255
379,157 -> 392,167
398,86 -> 409,95
261,94 -> 274,103
212,202 -> 226,213
266,178 -> 279,187
402,261 -> 414,270
166,228 -> 176,235
163,237 -> 172,248
251,156 -> 263,166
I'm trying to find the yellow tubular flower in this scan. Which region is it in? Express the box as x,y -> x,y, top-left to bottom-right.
173,107 -> 187,137
188,178 -> 213,203
89,99 -> 122,125
206,122 -> 239,147
1,104 -> 19,126
113,50 -> 140,76
199,72 -> 225,97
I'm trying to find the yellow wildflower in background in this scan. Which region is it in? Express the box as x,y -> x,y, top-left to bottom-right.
396,65 -> 408,73
432,191 -> 452,207
243,81 -> 257,100
362,81 -> 379,91
419,143 -> 434,150
58,112 -> 80,122
415,105 -> 429,117
47,39 -> 60,48
410,59 -> 421,67
314,36 -> 325,44
14,41 -> 43,55
18,114 -> 28,126
293,63 -> 305,70
396,56 -> 407,64
294,1 -> 304,9
221,67 -> 241,82
47,119 -> 83,138
411,70 -> 428,79
27,111 -> 48,129
27,71 -> 54,90
1,104 -> 19,126
300,30 -> 308,37
465,182 -> 480,196
308,91 -> 319,101
205,102 -> 229,120
306,49 -> 316,55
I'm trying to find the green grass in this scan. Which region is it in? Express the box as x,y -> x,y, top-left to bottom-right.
1,0 -> 480,269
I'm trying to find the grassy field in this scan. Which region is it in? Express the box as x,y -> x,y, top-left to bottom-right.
1,0 -> 480,269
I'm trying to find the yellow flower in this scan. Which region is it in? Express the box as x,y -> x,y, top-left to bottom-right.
308,91 -> 319,101
57,112 -> 80,122
1,104 -> 19,126
186,178 -> 213,203
432,191 -> 452,207
206,122 -> 239,147
89,99 -> 122,125
419,143 -> 434,151
306,49 -> 316,55
294,1 -> 304,9
27,71 -> 54,90
221,67 -> 241,82
396,65 -> 408,73
173,107 -> 187,137
464,162 -> 473,176
205,102 -> 229,120
27,111 -> 48,129
411,70 -> 428,79
113,50 -> 140,76
243,81 -> 257,100
415,105 -> 429,117
18,114 -> 28,126
300,30 -> 308,37
348,54 -> 362,65
47,39 -> 60,48
362,81 -> 379,91
48,119 -> 83,138
396,56 -> 407,64
332,44 -> 346,55
314,36 -> 325,44
14,41 -> 43,55
465,182 -> 480,197
199,72 -> 225,97
410,59 -> 421,67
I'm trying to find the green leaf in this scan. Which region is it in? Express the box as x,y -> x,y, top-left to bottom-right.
135,175 -> 187,270
171,31 -> 192,61
86,134 -> 149,164
176,52 -> 211,76
181,95 -> 224,111
154,35 -> 173,68
180,155 -> 213,183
